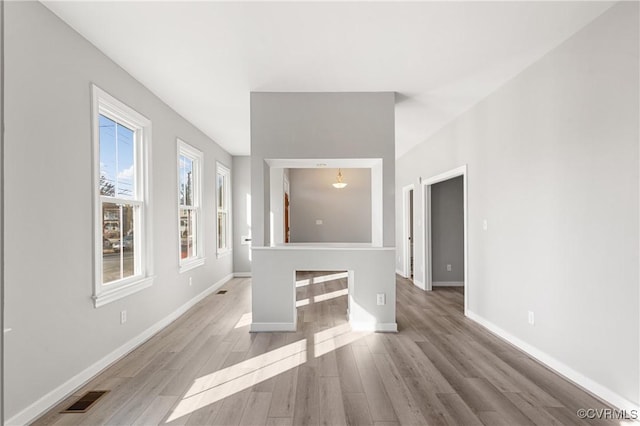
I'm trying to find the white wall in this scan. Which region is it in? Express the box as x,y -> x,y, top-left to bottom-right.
4,2 -> 233,421
290,168 -> 371,243
232,156 -> 251,275
250,92 -> 396,248
396,2 -> 639,408
431,176 -> 464,283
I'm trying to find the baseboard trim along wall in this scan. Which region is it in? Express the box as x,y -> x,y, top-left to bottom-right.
250,322 -> 296,332
432,281 -> 464,287
7,273 -> 234,426
234,272 -> 252,278
395,269 -> 405,277
466,310 -> 640,413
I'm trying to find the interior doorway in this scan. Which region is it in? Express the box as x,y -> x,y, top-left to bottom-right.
422,165 -> 468,314
402,185 -> 415,280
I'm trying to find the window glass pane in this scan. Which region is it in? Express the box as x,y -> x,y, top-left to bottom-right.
99,115 -> 116,196
116,123 -> 135,199
180,208 -> 196,259
102,202 -> 136,284
218,211 -> 226,249
217,174 -> 224,209
180,155 -> 194,206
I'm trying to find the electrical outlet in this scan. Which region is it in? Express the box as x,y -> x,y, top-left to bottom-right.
377,293 -> 386,306
447,264 -> 452,272
316,219 -> 323,225
189,277 -> 193,286
120,310 -> 127,324
528,311 -> 535,325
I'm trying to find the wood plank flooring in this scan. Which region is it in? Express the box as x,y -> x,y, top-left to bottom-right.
33,272 -> 617,425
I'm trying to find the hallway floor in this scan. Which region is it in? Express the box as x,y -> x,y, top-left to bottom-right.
33,273 -> 616,425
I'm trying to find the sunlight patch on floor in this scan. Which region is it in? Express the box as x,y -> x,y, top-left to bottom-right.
166,339 -> 307,422
234,312 -> 252,329
314,323 -> 370,357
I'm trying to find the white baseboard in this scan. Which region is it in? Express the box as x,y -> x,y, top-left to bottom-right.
350,321 -> 398,333
250,322 -> 296,332
234,272 -> 252,278
395,269 -> 405,277
6,273 -> 234,426
432,281 -> 464,287
413,279 -> 426,291
466,310 -> 640,412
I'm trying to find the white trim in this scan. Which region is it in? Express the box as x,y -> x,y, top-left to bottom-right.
421,165 -> 468,316
91,84 -> 153,308
432,281 -> 464,287
93,276 -> 154,308
466,310 -> 640,413
216,162 -> 232,257
350,322 -> 398,333
177,139 -> 205,268
395,269 -> 405,276
401,184 -> 415,280
178,258 -> 206,274
413,279 -> 426,291
250,322 -> 296,332
7,273 -> 234,426
234,272 -> 252,278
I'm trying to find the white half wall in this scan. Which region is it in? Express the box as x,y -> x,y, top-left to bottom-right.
396,2 -> 639,407
251,246 -> 396,332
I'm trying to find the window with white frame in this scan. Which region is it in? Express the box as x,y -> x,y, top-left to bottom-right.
178,140 -> 204,271
92,85 -> 153,307
216,163 -> 231,256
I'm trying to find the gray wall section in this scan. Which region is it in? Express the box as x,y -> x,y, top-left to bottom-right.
396,2 -> 639,405
431,176 -> 463,282
250,92 -> 395,247
232,156 -> 251,273
289,168 -> 371,243
5,2 -> 232,419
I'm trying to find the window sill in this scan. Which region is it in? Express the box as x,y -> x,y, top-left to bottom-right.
179,257 -> 206,273
216,249 -> 232,259
93,276 -> 154,308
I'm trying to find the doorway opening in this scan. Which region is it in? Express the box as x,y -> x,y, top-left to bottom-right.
422,165 -> 468,315
295,271 -> 349,327
402,185 -> 415,280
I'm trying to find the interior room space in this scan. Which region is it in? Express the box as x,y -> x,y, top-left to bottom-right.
2,1 -> 639,425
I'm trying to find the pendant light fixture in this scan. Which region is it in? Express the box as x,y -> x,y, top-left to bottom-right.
332,168 -> 347,189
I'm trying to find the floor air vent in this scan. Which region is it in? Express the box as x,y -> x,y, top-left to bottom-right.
217,290 -> 227,294
61,390 -> 109,413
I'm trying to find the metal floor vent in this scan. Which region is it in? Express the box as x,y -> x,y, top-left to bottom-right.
217,290 -> 228,294
61,390 -> 109,413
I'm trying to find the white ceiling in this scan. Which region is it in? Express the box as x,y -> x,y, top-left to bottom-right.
43,1 -> 614,158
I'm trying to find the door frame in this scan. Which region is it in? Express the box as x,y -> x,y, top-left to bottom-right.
402,184 -> 415,280
421,165 -> 468,315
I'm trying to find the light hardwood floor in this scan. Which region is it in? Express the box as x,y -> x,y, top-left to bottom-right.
33,272 -> 618,426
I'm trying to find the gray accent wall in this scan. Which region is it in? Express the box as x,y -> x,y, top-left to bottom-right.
250,92 -> 395,248
396,2 -> 639,406
232,156 -> 251,274
431,176 -> 464,283
289,168 -> 371,243
5,2 -> 232,420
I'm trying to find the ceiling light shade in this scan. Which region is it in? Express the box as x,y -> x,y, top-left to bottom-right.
332,169 -> 347,189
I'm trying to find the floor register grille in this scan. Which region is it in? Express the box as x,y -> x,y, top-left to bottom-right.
60,391 -> 109,413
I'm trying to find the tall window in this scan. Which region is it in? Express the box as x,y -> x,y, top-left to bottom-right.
216,163 -> 231,256
92,85 -> 152,307
178,140 -> 204,271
